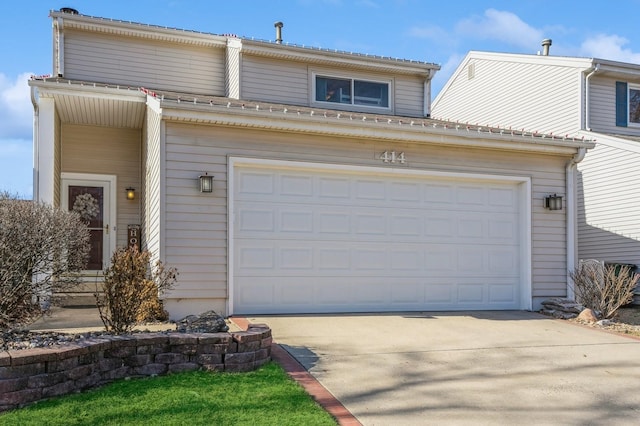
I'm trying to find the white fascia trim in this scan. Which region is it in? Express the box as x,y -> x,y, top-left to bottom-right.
50,12 -> 227,48
465,50 -> 594,69
30,81 -> 147,103
162,107 -> 592,155
226,156 -> 533,315
578,130 -> 640,153
240,41 -> 439,76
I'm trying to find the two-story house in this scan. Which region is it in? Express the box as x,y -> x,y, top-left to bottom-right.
432,42 -> 640,301
30,9 -> 593,318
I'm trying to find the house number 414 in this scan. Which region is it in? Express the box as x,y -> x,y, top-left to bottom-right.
379,151 -> 406,164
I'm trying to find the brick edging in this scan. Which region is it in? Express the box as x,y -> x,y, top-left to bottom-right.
0,326 -> 272,412
231,317 -> 362,426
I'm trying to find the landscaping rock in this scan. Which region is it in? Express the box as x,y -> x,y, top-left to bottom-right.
577,308 -> 598,323
540,298 -> 584,319
176,311 -> 229,333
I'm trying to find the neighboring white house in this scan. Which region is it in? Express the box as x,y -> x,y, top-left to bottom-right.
432,43 -> 640,300
30,10 -> 593,318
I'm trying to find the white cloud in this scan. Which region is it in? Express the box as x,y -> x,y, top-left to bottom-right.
0,138 -> 32,198
407,25 -> 451,44
0,72 -> 33,139
580,34 -> 640,63
455,9 -> 543,50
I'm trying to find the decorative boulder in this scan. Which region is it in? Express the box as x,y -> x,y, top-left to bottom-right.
177,310 -> 229,333
577,308 -> 598,323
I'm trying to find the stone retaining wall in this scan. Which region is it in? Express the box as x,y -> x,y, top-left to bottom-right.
0,324 -> 271,412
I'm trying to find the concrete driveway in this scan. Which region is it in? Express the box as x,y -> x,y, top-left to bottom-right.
245,311 -> 640,425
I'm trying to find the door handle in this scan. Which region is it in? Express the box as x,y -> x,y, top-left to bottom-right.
104,224 -> 109,234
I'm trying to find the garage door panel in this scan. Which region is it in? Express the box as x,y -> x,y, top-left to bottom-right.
233,164 -> 523,314
236,241 -> 519,278
236,203 -> 518,243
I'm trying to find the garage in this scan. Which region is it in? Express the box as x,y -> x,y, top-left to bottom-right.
230,158 -> 530,314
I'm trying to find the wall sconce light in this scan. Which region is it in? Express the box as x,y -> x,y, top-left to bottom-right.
126,187 -> 136,200
199,173 -> 214,193
544,194 -> 563,210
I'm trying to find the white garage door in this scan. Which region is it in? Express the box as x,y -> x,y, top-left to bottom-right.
231,161 -> 524,314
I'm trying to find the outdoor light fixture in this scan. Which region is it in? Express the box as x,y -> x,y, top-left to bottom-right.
544,194 -> 563,210
126,187 -> 136,200
199,173 -> 214,193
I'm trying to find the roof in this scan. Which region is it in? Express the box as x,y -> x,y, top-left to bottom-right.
30,76 -> 594,155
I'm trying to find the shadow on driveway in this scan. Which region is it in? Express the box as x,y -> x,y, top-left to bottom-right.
250,311 -> 640,425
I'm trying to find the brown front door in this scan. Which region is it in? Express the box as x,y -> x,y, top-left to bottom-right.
62,174 -> 114,272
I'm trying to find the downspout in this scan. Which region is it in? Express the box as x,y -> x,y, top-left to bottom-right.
567,62 -> 599,297
30,85 -> 39,201
584,63 -> 600,131
566,147 -> 587,299
423,69 -> 434,117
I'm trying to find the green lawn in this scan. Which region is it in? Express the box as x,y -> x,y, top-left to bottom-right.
0,362 -> 337,426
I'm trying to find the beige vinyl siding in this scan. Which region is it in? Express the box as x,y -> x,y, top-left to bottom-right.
394,75 -> 425,117
61,125 -> 142,248
63,30 -> 225,95
241,55 -> 308,105
144,107 -> 162,260
578,141 -> 640,265
433,58 -> 583,136
164,122 -> 569,312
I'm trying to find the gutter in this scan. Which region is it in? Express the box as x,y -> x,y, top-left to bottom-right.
584,63 -> 600,131
566,147 -> 587,299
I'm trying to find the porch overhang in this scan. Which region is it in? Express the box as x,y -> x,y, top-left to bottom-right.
29,79 -> 147,128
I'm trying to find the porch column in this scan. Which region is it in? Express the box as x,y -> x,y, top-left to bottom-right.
35,97 -> 56,205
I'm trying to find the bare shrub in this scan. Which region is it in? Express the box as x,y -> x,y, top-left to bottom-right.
96,247 -> 177,333
0,193 -> 90,329
570,262 -> 639,319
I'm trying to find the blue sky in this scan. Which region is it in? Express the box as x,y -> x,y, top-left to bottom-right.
2,0 -> 640,198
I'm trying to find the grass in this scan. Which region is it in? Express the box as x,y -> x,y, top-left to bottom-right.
0,362 -> 337,426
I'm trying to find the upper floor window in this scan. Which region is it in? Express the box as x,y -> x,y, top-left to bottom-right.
315,75 -> 390,109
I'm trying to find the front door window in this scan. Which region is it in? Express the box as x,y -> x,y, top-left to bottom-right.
61,174 -> 114,272
68,186 -> 105,270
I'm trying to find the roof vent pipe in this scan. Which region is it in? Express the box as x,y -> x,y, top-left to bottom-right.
541,38 -> 552,56
274,21 -> 283,44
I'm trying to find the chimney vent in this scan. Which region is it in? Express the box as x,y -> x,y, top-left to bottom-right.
541,38 -> 552,56
274,21 -> 283,44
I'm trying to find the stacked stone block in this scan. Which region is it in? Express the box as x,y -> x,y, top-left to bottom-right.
0,324 -> 271,412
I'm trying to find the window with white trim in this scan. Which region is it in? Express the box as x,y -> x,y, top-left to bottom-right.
314,75 -> 390,108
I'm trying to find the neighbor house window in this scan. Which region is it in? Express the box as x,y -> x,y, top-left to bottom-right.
616,81 -> 640,127
629,84 -> 640,125
315,75 -> 390,108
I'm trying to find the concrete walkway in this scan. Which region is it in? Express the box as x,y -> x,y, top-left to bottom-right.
244,311 -> 640,426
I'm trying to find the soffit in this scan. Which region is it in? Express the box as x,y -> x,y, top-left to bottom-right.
31,80 -> 146,128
